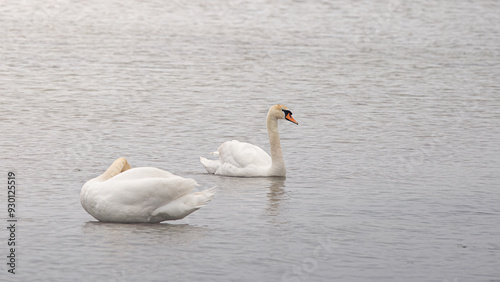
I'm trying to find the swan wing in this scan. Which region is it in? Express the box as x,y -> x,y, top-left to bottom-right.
103,176 -> 196,206
87,171 -> 197,222
218,140 -> 271,168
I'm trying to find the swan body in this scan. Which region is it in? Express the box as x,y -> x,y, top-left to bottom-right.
200,104 -> 298,177
81,158 -> 216,223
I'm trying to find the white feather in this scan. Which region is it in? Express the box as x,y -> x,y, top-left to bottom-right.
81,158 -> 216,223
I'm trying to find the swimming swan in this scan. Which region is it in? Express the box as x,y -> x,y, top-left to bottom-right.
81,157 -> 216,223
200,104 -> 298,177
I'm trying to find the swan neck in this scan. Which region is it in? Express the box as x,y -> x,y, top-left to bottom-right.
267,113 -> 285,174
97,157 -> 132,181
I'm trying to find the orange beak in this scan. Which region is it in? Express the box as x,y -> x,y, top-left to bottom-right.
285,113 -> 298,125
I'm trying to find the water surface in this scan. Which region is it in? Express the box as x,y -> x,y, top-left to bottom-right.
0,0 -> 499,281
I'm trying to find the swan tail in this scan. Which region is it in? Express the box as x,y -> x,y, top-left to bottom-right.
193,186 -> 217,208
150,187 -> 216,222
200,157 -> 220,174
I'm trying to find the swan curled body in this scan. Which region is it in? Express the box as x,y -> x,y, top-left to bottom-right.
200,104 -> 298,177
81,158 -> 216,223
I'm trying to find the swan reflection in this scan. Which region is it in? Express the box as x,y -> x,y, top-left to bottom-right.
82,221 -> 210,246
266,177 -> 287,220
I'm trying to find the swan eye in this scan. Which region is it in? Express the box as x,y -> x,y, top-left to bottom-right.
282,109 -> 293,116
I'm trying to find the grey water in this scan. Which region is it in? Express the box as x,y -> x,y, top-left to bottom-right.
1,0 -> 499,281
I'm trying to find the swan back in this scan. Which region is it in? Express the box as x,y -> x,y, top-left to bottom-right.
218,140 -> 271,168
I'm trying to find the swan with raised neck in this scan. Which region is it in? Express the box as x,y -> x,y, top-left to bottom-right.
200,104 -> 298,177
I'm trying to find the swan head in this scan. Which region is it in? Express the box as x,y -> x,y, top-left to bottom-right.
270,104 -> 298,125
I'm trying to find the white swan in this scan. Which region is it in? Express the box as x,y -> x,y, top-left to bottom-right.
81,157 -> 216,223
200,104 -> 298,177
